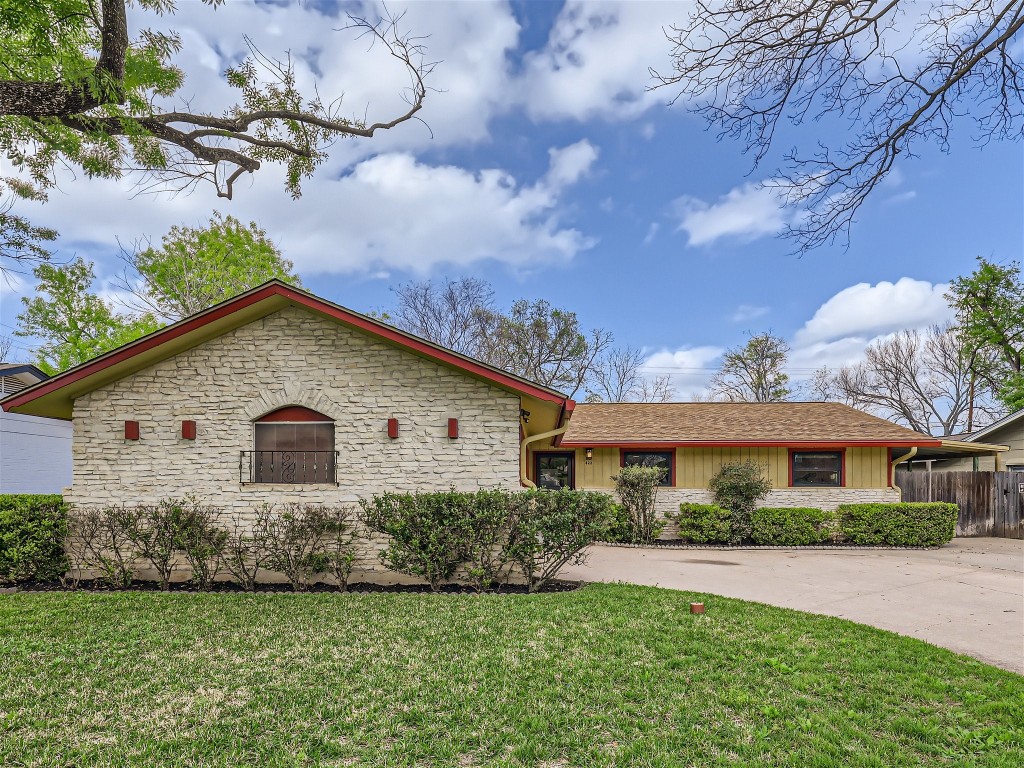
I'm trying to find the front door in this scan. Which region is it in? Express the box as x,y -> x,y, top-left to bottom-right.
535,452 -> 575,490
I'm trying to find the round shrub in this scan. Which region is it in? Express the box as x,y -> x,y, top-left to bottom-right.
0,494 -> 68,584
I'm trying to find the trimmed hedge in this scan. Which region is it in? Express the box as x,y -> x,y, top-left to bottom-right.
670,503 -> 732,544
837,503 -> 958,547
0,494 -> 68,584
751,507 -> 834,546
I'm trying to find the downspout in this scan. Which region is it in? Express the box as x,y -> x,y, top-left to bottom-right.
890,447 -> 918,500
520,418 -> 569,489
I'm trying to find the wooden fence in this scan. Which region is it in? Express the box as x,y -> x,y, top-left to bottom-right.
895,470 -> 1024,538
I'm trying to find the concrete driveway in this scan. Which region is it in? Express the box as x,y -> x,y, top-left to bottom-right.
562,538 -> 1024,674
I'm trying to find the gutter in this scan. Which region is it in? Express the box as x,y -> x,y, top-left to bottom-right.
890,447 -> 918,499
520,418 -> 569,489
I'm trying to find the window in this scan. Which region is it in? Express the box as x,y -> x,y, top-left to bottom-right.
622,451 -> 673,486
791,451 -> 842,487
1007,464 -> 1024,473
250,406 -> 336,484
535,452 -> 574,490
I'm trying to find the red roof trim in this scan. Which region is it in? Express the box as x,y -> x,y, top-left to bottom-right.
558,440 -> 943,448
2,281 -> 569,412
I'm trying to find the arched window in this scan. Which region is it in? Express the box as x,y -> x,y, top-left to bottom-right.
251,406 -> 336,484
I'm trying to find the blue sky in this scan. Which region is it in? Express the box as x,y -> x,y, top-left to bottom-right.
1,0 -> 1021,397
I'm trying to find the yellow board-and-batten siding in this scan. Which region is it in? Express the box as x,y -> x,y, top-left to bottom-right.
531,445 -> 892,489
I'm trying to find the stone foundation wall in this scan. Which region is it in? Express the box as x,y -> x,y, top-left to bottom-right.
580,485 -> 901,539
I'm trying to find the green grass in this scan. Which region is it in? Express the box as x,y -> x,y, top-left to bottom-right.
0,584 -> 1020,767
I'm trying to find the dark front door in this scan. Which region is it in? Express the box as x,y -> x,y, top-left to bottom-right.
535,452 -> 575,490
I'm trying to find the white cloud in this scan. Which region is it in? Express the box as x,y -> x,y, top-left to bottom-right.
16,143 -> 599,277
731,304 -> 770,323
793,278 -> 953,347
673,182 -> 790,247
788,277 -> 956,378
642,222 -> 660,245
545,140 -> 600,187
516,0 -> 676,122
640,345 -> 724,398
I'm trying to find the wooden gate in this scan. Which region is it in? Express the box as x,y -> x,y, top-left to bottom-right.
895,470 -> 1024,538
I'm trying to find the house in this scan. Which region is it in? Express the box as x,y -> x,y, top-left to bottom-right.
2,280 -> 945,525
911,409 -> 1023,473
0,364 -> 73,494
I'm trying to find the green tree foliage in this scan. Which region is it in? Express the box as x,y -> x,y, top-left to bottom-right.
15,258 -> 159,374
124,212 -> 300,320
0,0 -> 429,209
947,258 -> 1024,411
709,332 -> 791,402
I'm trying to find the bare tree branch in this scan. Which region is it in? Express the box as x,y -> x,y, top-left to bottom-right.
653,1 -> 1024,252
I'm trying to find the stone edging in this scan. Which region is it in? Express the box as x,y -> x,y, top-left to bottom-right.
594,541 -> 941,551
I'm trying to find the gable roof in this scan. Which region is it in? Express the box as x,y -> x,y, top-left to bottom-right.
943,409 -> 1024,444
1,280 -> 571,420
560,402 -> 941,447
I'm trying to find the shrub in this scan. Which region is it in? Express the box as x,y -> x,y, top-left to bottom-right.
669,503 -> 732,544
837,503 -> 958,547
708,462 -> 772,544
612,465 -> 667,543
602,503 -> 633,543
461,489 -> 516,592
0,494 -> 68,584
506,489 -> 615,592
751,507 -> 834,546
220,511 -> 272,592
358,489 -> 474,591
322,505 -> 359,591
257,504 -> 335,591
178,501 -> 228,590
125,500 -> 191,590
72,506 -> 139,588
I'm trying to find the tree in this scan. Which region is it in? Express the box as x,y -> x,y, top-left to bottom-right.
824,324 -> 1003,435
709,332 -> 791,402
121,212 -> 299,321
947,257 -> 1024,411
0,1 -> 431,263
587,346 -> 675,402
390,277 -> 495,356
389,278 -> 612,399
16,258 -> 159,374
481,299 -> 612,399
1,182 -> 56,267
0,334 -> 12,362
654,1 -> 1024,252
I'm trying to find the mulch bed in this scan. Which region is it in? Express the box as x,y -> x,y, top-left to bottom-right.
3,578 -> 584,595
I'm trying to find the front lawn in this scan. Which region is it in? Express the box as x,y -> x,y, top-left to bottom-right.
0,584 -> 1020,767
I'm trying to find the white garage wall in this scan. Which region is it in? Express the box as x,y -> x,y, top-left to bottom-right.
0,412 -> 73,494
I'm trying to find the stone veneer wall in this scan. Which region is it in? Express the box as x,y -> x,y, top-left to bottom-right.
69,305 -> 523,583
579,485 -> 901,540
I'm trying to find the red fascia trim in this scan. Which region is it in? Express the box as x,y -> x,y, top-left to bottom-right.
257,405 -> 333,423
619,447 -> 676,487
559,439 -> 941,448
3,282 -> 570,413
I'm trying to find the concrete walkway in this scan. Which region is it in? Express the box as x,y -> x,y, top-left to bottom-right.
562,538 -> 1024,674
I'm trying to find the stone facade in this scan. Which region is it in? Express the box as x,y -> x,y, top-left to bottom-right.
68,306 -> 523,582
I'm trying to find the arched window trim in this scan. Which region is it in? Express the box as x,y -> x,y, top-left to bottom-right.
254,405 -> 334,424
250,405 -> 337,484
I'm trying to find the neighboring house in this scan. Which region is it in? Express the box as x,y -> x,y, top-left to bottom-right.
920,409 -> 1023,473
537,401 -> 941,517
0,364 -> 73,494
2,280 -> 944,527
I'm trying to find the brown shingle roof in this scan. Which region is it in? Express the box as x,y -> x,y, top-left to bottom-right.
561,402 -> 938,445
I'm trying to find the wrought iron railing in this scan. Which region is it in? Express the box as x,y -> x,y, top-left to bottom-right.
240,450 -> 339,485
